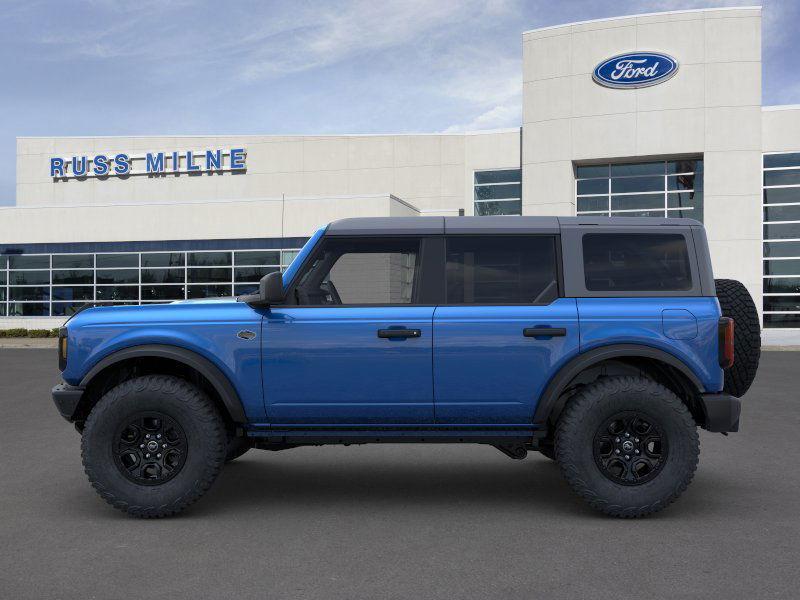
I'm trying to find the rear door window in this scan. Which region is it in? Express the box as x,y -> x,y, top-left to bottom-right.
582,233 -> 692,292
445,236 -> 558,304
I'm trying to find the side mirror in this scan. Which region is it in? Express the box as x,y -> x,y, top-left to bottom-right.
238,271 -> 284,307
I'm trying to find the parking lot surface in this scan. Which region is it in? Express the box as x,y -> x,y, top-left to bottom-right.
1,349 -> 798,599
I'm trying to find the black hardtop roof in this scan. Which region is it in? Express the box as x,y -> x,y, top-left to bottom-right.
326,216 -> 702,236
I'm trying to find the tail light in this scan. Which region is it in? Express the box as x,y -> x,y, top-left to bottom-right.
718,317 -> 734,369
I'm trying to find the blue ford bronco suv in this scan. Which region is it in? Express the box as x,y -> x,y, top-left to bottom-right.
52,216 -> 761,518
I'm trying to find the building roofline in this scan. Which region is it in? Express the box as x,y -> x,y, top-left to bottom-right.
0,193 -> 413,212
16,128 -> 520,141
522,5 -> 761,36
763,104 -> 800,112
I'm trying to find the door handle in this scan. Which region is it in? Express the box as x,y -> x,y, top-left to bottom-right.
523,327 -> 566,338
377,328 -> 422,339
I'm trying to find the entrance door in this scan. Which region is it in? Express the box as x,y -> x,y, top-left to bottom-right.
262,236 -> 435,425
433,235 -> 579,424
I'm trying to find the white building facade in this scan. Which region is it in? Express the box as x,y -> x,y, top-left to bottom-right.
4,6 -> 800,344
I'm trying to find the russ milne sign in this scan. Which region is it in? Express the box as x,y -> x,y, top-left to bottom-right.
592,52 -> 678,89
50,148 -> 247,179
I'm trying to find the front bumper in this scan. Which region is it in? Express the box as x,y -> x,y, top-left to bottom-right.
700,392 -> 741,433
52,383 -> 85,422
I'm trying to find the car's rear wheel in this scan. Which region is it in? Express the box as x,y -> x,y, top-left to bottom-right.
715,278 -> 761,397
555,376 -> 699,518
81,375 -> 226,518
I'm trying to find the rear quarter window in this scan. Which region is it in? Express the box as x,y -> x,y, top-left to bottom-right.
582,233 -> 692,292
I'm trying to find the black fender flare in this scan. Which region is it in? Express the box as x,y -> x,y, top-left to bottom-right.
532,344 -> 705,426
80,344 -> 247,423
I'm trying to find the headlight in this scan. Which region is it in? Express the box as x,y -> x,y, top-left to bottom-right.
58,327 -> 68,371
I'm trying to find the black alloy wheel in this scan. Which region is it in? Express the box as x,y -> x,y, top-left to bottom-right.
114,412 -> 187,485
593,411 -> 667,485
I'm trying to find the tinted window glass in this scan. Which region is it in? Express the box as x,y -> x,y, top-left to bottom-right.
141,253 -> 185,267
188,252 -> 231,266
96,286 -> 139,300
187,284 -> 232,298
576,165 -> 608,179
577,197 -> 607,213
295,238 -> 420,305
576,179 -> 607,195
474,169 -> 521,184
763,296 -> 800,312
611,162 -> 664,176
96,254 -> 137,268
187,267 -> 231,283
764,223 -> 800,240
52,270 -> 93,284
141,286 -> 185,301
764,314 -> 800,328
445,236 -> 558,304
764,278 -> 800,294
583,233 -> 692,292
234,266 -> 279,282
234,251 -> 280,266
763,187 -> 800,205
51,286 -> 93,301
141,268 -> 184,284
474,200 -> 522,216
9,271 -> 49,285
8,302 -> 49,316
96,269 -> 138,284
51,302 -> 86,316
10,287 -> 50,301
474,184 -> 521,200
9,255 -> 48,269
764,170 -> 800,186
52,254 -> 93,269
763,241 -> 800,258
763,260 -> 800,276
764,205 -> 800,223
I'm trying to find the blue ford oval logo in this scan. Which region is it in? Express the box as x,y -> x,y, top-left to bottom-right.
593,52 -> 679,89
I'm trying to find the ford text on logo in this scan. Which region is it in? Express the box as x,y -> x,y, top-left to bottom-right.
50,148 -> 246,179
592,52 -> 678,89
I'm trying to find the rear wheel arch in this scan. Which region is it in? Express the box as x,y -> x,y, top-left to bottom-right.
76,344 -> 247,428
534,344 -> 706,429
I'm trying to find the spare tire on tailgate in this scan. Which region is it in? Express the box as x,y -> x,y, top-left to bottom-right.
715,279 -> 761,397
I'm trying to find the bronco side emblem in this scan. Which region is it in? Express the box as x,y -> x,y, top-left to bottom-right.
237,330 -> 257,340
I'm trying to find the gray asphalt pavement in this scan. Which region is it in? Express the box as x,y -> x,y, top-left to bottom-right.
1,349 -> 799,599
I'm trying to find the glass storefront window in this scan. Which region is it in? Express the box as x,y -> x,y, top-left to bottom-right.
96,254 -> 138,268
0,246 -> 301,317
234,250 -> 280,266
52,254 -> 93,269
188,251 -> 231,266
763,152 -> 800,329
141,253 -> 185,267
474,169 -> 521,216
9,255 -> 49,269
576,159 -> 704,221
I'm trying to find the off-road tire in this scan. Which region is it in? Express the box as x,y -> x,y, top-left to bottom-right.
555,376 -> 699,518
715,278 -> 761,397
537,439 -> 556,461
81,375 -> 226,518
225,436 -> 252,463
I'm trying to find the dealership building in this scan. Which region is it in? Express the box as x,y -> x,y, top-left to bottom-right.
3,6 -> 800,344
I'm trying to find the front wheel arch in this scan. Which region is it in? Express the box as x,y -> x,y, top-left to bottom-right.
77,345 -> 247,427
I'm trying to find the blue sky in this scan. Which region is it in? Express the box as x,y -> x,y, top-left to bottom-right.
1,0 -> 798,206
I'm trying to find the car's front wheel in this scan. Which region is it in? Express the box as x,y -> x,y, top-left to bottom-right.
81,375 -> 226,518
555,376 -> 699,518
